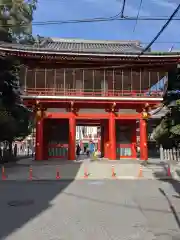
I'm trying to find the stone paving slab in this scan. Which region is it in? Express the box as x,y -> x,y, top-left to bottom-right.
0,160 -> 178,181
1,180 -> 180,240
1,157 -> 180,181
144,161 -> 180,181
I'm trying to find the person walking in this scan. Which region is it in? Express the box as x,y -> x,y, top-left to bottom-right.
14,144 -> 17,158
89,142 -> 95,159
76,144 -> 81,160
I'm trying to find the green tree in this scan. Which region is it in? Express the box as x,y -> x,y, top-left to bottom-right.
153,67 -> 180,147
0,55 -> 33,142
0,0 -> 37,43
0,0 -> 37,159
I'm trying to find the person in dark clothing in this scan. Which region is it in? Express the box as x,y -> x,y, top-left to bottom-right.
84,146 -> 87,154
76,144 -> 81,159
14,144 -> 17,158
86,149 -> 90,157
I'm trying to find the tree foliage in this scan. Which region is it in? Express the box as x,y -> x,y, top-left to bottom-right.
0,0 -> 37,43
0,0 -> 37,143
153,67 -> 180,147
0,56 -> 33,142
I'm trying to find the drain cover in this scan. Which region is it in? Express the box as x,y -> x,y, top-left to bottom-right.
8,199 -> 34,207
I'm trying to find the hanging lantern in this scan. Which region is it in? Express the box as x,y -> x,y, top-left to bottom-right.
36,108 -> 42,120
142,109 -> 149,119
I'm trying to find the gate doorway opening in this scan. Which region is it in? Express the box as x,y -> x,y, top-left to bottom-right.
76,120 -> 101,158
40,118 -> 137,160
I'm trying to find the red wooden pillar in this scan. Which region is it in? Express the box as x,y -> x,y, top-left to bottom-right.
109,112 -> 116,160
103,121 -> 109,158
100,125 -> 104,157
35,119 -> 44,160
131,121 -> 137,159
43,119 -> 48,160
68,116 -> 76,160
140,119 -> 148,160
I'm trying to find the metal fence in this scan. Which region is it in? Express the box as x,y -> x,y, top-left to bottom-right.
0,141 -> 33,163
160,146 -> 180,163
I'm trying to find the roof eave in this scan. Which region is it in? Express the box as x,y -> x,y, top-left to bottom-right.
1,46 -> 180,59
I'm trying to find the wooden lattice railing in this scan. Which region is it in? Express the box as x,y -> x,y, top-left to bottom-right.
24,88 -> 163,97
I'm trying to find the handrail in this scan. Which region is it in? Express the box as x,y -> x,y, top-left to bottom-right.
25,88 -> 162,93
24,88 -> 163,97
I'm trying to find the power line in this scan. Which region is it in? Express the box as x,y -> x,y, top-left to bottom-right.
0,16 -> 180,28
123,16 -> 180,20
121,0 -> 126,17
22,16 -> 180,26
0,18 -> 121,28
133,0 -> 143,32
0,3 -> 125,28
140,3 -> 180,55
142,41 -> 180,44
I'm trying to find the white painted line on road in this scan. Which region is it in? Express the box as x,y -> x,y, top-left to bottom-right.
88,181 -> 104,185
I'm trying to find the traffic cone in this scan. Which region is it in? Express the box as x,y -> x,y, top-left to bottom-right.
2,166 -> 6,180
29,167 -> 33,180
138,165 -> 143,178
112,165 -> 116,178
56,168 -> 60,180
84,166 -> 89,178
167,165 -> 171,178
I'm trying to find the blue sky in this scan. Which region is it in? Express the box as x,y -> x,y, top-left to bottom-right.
32,0 -> 180,51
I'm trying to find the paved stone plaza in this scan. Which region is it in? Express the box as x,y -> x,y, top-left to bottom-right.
0,179 -> 180,240
2,157 -> 180,181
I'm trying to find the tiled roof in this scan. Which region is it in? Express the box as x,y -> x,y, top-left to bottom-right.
37,38 -> 143,54
1,37 -> 180,58
150,106 -> 169,119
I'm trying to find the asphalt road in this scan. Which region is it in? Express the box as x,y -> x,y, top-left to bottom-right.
0,180 -> 180,240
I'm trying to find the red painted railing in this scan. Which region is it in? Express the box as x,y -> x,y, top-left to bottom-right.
24,88 -> 163,97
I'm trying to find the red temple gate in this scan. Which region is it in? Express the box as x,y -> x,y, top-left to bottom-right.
0,37 -> 176,161
35,111 -> 150,161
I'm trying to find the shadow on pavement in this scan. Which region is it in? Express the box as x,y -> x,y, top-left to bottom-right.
147,164 -> 180,233
0,162 -> 82,239
153,166 -> 180,225
145,161 -> 167,167
152,164 -> 180,230
159,187 -> 180,229
175,169 -> 180,179
1,158 -> 84,181
161,179 -> 180,196
151,162 -> 175,179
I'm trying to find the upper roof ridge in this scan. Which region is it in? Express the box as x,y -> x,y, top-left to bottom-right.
50,37 -> 141,46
